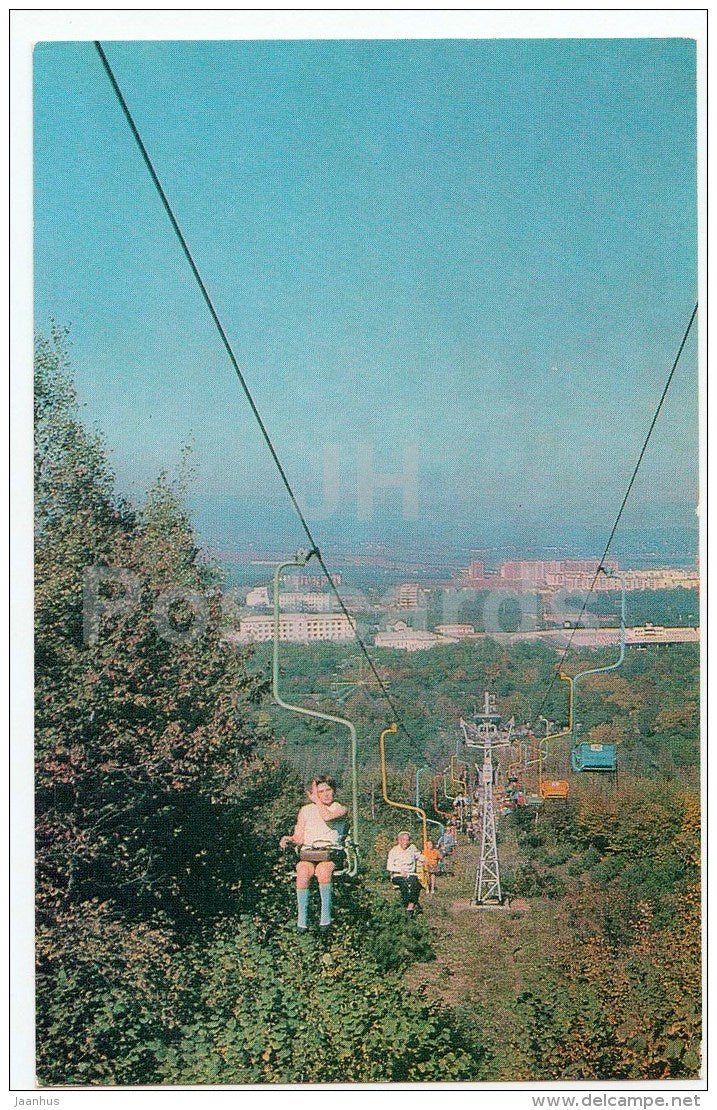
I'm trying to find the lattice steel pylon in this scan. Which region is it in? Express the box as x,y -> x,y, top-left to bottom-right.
474,733 -> 502,904
461,692 -> 519,906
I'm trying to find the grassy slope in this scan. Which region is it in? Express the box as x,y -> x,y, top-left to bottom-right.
403,826 -> 556,1078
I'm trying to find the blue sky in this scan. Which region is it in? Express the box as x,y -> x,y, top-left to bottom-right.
34,38 -> 698,549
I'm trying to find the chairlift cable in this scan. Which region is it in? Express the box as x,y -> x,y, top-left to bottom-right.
94,41 -> 415,745
531,301 -> 697,722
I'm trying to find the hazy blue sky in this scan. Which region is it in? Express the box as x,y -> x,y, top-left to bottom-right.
34,38 -> 698,548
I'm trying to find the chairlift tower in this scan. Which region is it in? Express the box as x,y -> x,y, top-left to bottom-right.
461,692 -> 517,907
474,729 -> 501,904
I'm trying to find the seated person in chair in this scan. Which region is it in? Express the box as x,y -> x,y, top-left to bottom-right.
386,831 -> 424,915
279,775 -> 347,933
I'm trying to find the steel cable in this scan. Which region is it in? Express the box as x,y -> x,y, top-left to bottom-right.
531,302 -> 698,723
94,42 -> 416,745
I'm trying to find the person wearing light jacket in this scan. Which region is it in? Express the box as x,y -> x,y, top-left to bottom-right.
386,831 -> 424,915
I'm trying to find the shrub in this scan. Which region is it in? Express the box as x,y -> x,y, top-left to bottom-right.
36,902 -> 181,1085
582,846 -> 602,870
590,854 -> 626,886
361,896 -> 435,973
512,863 -> 544,899
159,918 -> 489,1083
543,845 -> 572,867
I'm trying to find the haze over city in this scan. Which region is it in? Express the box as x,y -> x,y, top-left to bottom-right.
34,38 -> 698,558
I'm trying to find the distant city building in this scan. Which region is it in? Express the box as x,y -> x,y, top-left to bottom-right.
278,592 -> 333,611
562,559 -> 619,575
245,586 -> 336,611
499,559 -> 618,591
435,623 -> 475,638
284,573 -> 342,589
459,558 -> 698,594
375,621 -> 459,652
395,583 -> 420,609
621,568 -> 700,591
246,586 -> 361,613
499,560 -> 555,583
246,586 -> 270,607
230,613 -> 356,644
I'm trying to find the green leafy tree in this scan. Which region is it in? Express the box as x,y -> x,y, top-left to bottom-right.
35,329 -> 286,926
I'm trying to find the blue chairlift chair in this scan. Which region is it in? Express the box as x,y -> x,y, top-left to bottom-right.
570,570 -> 625,774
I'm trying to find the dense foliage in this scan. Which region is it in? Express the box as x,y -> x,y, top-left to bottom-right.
504,789 -> 701,1079
251,636 -> 699,777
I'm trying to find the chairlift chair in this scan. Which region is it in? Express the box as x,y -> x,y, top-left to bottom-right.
273,549 -> 359,877
570,570 -> 625,775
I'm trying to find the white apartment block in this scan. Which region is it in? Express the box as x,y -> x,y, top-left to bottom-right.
489,559 -> 698,593
278,592 -> 333,611
245,587 -> 333,611
623,568 -> 700,591
564,568 -> 698,592
231,612 -> 356,644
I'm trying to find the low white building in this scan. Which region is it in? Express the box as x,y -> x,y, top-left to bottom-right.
230,612 -> 356,644
627,625 -> 699,644
531,626 -> 700,649
374,621 -> 459,652
435,623 -> 475,638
